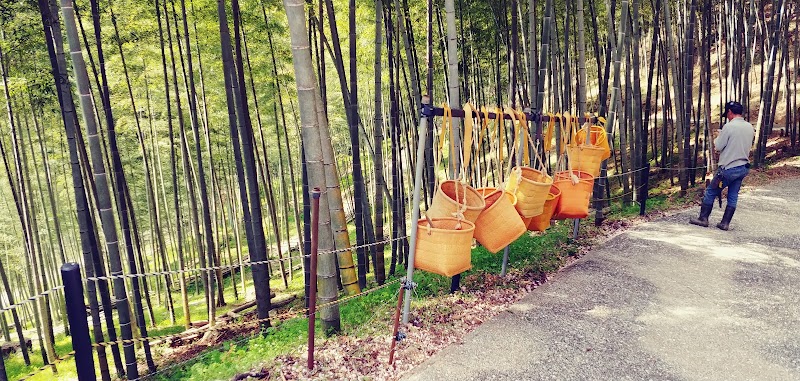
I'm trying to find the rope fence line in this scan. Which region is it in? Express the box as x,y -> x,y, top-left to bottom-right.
17,350 -> 77,381
86,278 -> 403,351
595,166 -> 648,180
84,236 -> 409,283
575,164 -> 710,181
653,165 -> 708,171
0,285 -> 65,314
590,183 -> 649,203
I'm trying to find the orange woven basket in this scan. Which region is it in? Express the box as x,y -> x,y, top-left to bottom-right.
575,126 -> 611,156
527,185 -> 562,231
476,187 -> 516,204
506,166 -> 553,218
474,190 -> 526,253
414,217 -> 475,277
553,171 -> 595,219
566,145 -> 606,177
427,180 -> 486,223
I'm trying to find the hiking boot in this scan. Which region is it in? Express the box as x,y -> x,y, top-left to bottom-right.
689,203 -> 713,227
716,206 -> 736,231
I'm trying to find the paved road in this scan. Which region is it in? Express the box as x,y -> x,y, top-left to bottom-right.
403,176 -> 800,381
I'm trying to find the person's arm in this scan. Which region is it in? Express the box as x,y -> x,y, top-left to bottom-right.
714,126 -> 729,152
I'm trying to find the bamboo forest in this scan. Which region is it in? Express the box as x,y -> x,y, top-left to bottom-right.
0,0 -> 797,379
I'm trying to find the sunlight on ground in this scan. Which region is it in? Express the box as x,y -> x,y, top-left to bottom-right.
628,224 -> 772,264
585,305 -> 614,319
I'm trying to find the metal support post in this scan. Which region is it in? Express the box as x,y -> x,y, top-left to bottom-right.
501,246 -> 510,277
61,263 -> 96,381
402,96 -> 432,324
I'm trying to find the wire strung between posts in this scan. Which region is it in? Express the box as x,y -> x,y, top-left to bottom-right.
589,164 -> 712,181
87,278 -> 403,350
590,183 -> 649,202
0,285 -> 65,314
84,236 -> 409,283
17,350 -> 76,381
653,165 -> 708,171
595,166 -> 649,180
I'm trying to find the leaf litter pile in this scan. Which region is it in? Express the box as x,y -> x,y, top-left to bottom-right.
246,268 -> 547,381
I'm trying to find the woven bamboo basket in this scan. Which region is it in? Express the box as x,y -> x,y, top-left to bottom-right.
506,166 -> 553,218
476,187 -> 517,204
527,184 -> 562,231
473,189 -> 526,253
575,126 -> 611,159
414,217 -> 475,277
427,180 -> 486,223
553,171 -> 594,219
566,145 -> 606,177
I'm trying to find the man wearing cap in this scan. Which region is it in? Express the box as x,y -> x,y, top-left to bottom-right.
690,101 -> 755,230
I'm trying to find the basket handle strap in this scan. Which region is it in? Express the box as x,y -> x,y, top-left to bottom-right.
554,113 -> 569,172
594,115 -> 610,148
461,102 -> 476,183
495,106 -> 504,178
477,106 -> 491,187
524,127 -> 547,175
480,106 -> 498,188
515,109 -> 530,165
435,102 -> 452,179
502,106 -> 521,180
544,112 -> 556,152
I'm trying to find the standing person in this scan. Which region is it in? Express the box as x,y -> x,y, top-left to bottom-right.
690,101 -> 755,230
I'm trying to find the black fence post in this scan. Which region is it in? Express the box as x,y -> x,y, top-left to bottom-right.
61,263 -> 96,381
450,274 -> 461,294
0,344 -> 7,381
639,163 -> 651,216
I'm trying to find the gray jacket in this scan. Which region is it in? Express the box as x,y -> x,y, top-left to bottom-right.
715,117 -> 754,169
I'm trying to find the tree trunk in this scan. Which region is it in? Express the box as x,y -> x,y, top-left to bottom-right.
373,0 -> 387,285
754,0 -> 787,166
157,0 -> 192,329
36,1 -> 116,377
219,0 -> 273,324
177,0 -> 218,327
58,2 -> 139,377
284,0 -> 342,334
0,37 -> 59,373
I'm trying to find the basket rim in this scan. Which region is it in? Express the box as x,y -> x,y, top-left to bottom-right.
417,217 -> 476,233
512,166 -> 553,185
438,180 -> 486,211
567,143 -> 607,151
554,170 -> 595,181
481,189 -> 516,213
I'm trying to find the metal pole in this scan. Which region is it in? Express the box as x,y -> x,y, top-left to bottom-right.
61,263 -> 96,381
501,246 -> 510,277
308,188 -> 321,370
573,219 -> 580,239
402,96 -> 431,324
